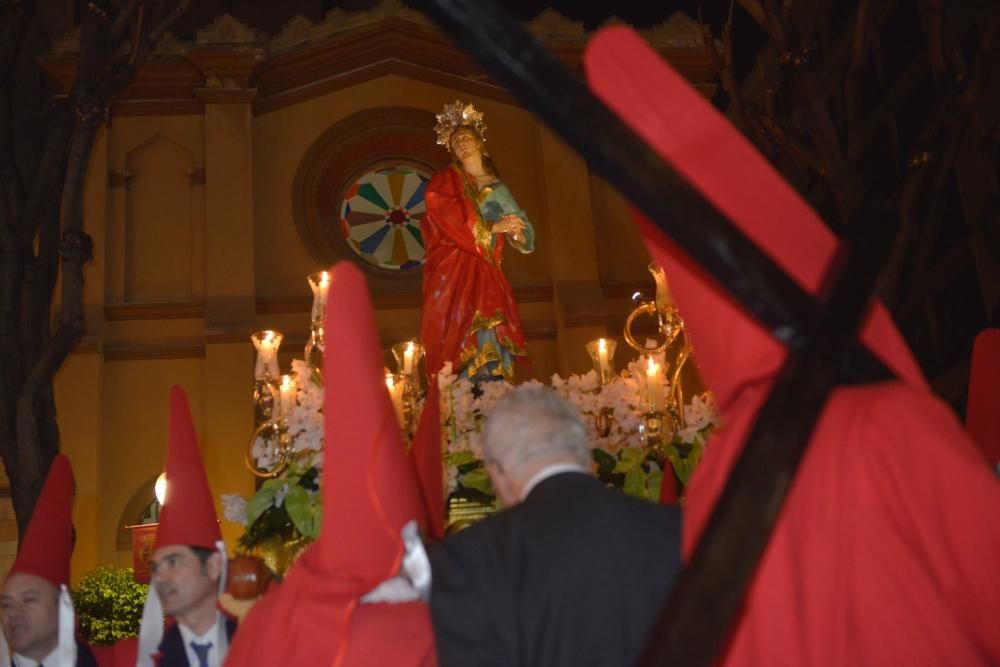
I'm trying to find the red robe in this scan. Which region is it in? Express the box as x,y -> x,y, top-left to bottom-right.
585,26 -> 1000,666
420,164 -> 527,378
225,263 -> 437,666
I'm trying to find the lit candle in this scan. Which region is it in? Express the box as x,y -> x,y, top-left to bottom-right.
252,330 -> 282,381
386,373 -> 405,427
309,271 -> 331,325
598,338 -> 609,376
279,374 -> 296,418
403,341 -> 415,376
319,271 -> 330,301
646,356 -> 660,411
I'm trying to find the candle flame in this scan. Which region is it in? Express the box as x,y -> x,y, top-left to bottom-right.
320,271 -> 330,286
598,338 -> 607,353
385,373 -> 395,390
281,374 -> 293,390
406,341 -> 414,354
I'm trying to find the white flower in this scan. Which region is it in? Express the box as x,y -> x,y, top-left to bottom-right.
220,494 -> 248,525
251,435 -> 277,470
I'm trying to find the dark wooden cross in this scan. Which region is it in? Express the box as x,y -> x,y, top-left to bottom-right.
420,1 -> 901,665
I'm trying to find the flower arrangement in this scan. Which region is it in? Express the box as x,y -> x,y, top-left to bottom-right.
222,360 -> 324,563
223,355 -> 716,554
438,356 -> 716,504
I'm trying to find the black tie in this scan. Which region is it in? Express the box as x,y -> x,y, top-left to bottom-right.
191,641 -> 212,667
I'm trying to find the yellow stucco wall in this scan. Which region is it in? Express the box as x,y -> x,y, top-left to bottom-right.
51,63 -> 675,582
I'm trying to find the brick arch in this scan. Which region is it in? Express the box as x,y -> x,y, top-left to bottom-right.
292,106 -> 450,288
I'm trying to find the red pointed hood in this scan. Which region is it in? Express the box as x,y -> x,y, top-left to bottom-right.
223,262 -> 437,666
317,261 -> 429,574
583,26 -> 925,417
153,386 -> 220,551
410,379 -> 444,541
10,455 -> 74,587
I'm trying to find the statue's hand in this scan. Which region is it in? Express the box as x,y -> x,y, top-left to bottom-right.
492,215 -> 526,235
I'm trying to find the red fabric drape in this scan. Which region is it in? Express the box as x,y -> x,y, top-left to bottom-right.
585,26 -> 1000,666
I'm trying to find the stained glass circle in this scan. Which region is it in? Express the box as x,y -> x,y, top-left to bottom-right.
339,166 -> 429,271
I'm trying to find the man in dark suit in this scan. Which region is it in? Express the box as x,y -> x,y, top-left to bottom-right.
147,546 -> 236,667
429,385 -> 682,667
134,388 -> 237,667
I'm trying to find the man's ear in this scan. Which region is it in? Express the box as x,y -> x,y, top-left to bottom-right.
205,551 -> 224,583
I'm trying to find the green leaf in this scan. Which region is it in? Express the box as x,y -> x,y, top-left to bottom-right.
613,448 -> 645,474
460,467 -> 495,496
592,448 -> 616,475
644,470 -> 663,502
624,466 -> 646,499
445,450 -> 478,467
666,438 -> 705,485
245,483 -> 280,527
284,485 -> 317,538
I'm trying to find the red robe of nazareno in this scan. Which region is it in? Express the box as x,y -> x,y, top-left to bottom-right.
420,164 -> 527,379
586,26 -> 1000,667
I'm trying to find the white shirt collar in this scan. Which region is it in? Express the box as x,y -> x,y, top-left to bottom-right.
178,612 -> 222,667
12,646 -> 57,667
520,463 -> 589,501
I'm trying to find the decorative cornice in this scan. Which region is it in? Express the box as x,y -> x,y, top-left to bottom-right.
255,285 -> 553,315
104,302 -> 205,321
268,0 -> 434,52
104,343 -> 206,361
527,9 -> 586,41
643,11 -> 710,48
152,31 -> 190,56
41,8 -> 714,117
194,87 -> 258,104
195,13 -> 264,46
186,48 -> 267,90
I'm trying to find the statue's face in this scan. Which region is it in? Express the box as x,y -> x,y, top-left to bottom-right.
450,128 -> 483,160
0,572 -> 59,660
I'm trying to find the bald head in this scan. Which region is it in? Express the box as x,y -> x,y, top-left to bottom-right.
1,572 -> 59,660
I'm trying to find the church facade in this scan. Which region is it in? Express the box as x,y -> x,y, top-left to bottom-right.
34,2 -> 714,578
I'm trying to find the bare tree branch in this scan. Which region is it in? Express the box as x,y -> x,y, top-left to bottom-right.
149,0 -> 191,46
109,0 -> 143,42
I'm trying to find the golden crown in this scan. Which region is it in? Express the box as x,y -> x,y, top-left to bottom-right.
434,100 -> 487,148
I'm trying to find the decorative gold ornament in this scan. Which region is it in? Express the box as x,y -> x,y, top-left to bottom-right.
624,262 -> 695,428
435,100 -> 487,148
251,533 -> 312,577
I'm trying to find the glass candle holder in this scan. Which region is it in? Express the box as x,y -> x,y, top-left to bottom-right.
278,374 -> 297,420
307,270 -> 331,332
585,338 -> 617,386
392,341 -> 425,389
643,355 -> 663,413
251,330 -> 283,420
385,372 -> 406,429
252,330 -> 282,381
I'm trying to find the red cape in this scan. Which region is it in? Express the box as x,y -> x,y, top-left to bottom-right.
419,164 -> 528,376
225,263 -> 437,666
585,26 -> 1000,665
